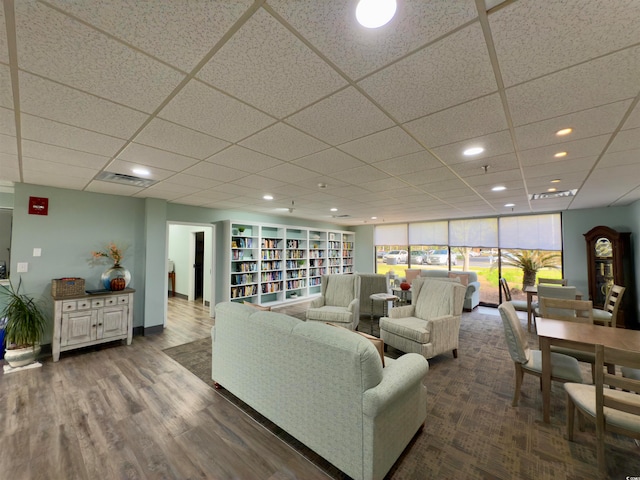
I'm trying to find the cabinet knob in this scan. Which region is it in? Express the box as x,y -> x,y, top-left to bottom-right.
98,323 -> 103,326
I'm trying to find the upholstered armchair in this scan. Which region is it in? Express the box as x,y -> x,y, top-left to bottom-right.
357,273 -> 389,317
306,274 -> 361,330
380,278 -> 466,360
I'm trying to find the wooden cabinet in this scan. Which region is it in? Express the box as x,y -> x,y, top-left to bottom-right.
224,221 -> 354,306
52,289 -> 134,361
584,226 -> 635,328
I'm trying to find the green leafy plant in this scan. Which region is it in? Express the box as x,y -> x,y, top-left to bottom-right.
0,279 -> 47,350
499,250 -> 561,289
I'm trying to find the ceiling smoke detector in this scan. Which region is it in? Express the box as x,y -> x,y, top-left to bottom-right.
94,171 -> 156,187
529,189 -> 577,200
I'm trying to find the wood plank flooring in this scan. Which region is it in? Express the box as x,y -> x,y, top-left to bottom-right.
0,297 -> 330,480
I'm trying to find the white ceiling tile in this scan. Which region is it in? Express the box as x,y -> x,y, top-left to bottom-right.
134,118 -> 230,160
21,114 -> 126,157
329,165 -> 389,184
519,135 -> 609,166
360,177 -> 412,193
46,0 -> 252,72
358,23 -> 496,123
339,127 -> 423,163
405,94 -> 508,148
374,150 -> 442,176
572,164 -> 640,208
0,6 -> 7,64
623,102 -> 640,130
239,123 -> 329,161
23,172 -> 92,190
420,178 -> 469,194
85,180 -> 145,196
432,130 -> 514,165
163,174 -> 221,190
205,146 -> 283,173
524,156 -> 599,178
133,189 -> 184,201
0,152 -> 20,181
451,152 -> 519,177
208,183 -> 256,197
598,149 -> 640,169
258,164 -> 319,183
0,67 -> 13,109
269,0 -> 478,80
137,182 -> 197,197
230,174 -> 286,191
286,87 -> 394,145
506,45 -> 640,126
0,134 -> 17,155
608,128 -> 640,154
160,79 -> 275,143
197,8 -> 346,118
15,2 -> 185,113
491,0 -> 640,87
117,143 -> 200,172
182,162 -> 247,182
514,100 -> 633,150
106,159 -> 175,181
18,71 -> 148,140
22,140 -> 108,169
22,157 -> 98,180
0,107 -> 16,136
290,148 -> 365,175
462,168 -> 524,187
399,166 -> 458,185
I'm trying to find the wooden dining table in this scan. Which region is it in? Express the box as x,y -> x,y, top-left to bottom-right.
524,285 -> 582,332
536,317 -> 640,423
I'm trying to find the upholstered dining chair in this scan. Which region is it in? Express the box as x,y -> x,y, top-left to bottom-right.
538,297 -> 593,324
592,284 -> 625,327
498,302 -> 584,407
499,278 -> 528,314
537,277 -> 568,286
565,344 -> 640,476
534,284 -> 577,320
306,274 -> 361,330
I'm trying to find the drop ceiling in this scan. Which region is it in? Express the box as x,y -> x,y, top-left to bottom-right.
1,0 -> 639,226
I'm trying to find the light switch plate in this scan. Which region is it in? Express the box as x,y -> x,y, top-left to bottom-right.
33,248 -> 42,257
17,262 -> 28,273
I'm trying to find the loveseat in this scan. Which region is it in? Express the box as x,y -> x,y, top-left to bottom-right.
212,301 -> 429,480
419,269 -> 480,310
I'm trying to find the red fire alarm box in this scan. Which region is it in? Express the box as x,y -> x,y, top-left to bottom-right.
28,196 -> 49,215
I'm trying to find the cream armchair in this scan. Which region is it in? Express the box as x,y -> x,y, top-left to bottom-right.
306,274 -> 361,330
380,278 -> 466,360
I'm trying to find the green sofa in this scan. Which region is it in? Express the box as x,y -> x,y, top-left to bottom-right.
212,302 -> 429,480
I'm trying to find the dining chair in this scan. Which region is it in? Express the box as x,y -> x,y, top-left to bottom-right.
498,302 -> 584,407
565,344 -> 640,476
537,277 -> 568,286
499,278 -> 528,313
539,297 -> 593,324
592,284 -> 625,327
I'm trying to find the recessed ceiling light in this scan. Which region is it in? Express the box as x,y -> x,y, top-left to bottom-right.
547,188 -> 557,192
355,0 -> 397,28
463,147 -> 484,156
551,179 -> 561,183
132,168 -> 150,176
263,194 -> 273,200
371,216 -> 377,220
504,203 -> 515,207
318,183 -> 328,189
556,128 -> 573,136
554,151 -> 568,158
330,208 -> 338,212
491,185 -> 506,191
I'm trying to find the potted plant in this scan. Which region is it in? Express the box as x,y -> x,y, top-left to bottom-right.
0,279 -> 47,367
500,250 -> 561,290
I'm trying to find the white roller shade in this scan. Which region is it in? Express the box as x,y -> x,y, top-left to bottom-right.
449,218 -> 498,247
374,224 -> 408,245
499,214 -> 562,250
408,221 -> 448,245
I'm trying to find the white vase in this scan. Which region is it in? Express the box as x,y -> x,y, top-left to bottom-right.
4,344 -> 41,368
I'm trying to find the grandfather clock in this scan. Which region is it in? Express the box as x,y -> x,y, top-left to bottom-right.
584,226 -> 635,328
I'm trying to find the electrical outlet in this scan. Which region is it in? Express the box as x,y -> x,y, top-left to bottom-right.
17,262 -> 28,273
33,248 -> 42,257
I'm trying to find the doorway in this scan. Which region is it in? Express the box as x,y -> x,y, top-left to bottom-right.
194,231 -> 204,301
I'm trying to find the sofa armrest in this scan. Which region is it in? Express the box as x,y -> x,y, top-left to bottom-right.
425,314 -> 461,346
466,281 -> 480,295
347,297 -> 358,311
310,296 -> 325,308
362,353 -> 429,416
389,304 -> 415,318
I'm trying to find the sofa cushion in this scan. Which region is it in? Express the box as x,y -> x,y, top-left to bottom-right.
379,316 -> 429,344
448,272 -> 469,286
306,306 -> 353,324
326,323 -> 385,367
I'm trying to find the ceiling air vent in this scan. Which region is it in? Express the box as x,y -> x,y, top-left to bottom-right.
332,214 -> 351,218
94,171 -> 156,188
529,189 -> 577,200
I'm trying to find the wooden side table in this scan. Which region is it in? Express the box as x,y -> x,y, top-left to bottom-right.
168,271 -> 176,297
369,293 -> 398,335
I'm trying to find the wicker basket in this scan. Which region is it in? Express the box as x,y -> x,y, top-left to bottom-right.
51,277 -> 85,297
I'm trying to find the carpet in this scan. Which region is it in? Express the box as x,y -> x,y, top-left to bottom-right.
163,307 -> 640,480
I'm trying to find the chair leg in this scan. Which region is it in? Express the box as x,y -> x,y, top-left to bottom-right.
452,348 -> 458,359
566,394 -> 575,441
512,364 -> 524,407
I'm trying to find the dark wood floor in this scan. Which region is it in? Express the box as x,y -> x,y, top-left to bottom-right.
0,297 -> 330,480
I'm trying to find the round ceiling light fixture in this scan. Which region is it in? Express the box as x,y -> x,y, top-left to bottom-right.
556,128 -> 573,136
330,207 -> 338,212
263,194 -> 273,200
504,203 -> 515,207
554,151 -> 568,158
356,0 -> 397,28
491,185 -> 506,192
463,147 -> 484,156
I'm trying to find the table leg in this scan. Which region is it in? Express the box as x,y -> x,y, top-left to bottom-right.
371,299 -> 374,335
540,336 -> 551,423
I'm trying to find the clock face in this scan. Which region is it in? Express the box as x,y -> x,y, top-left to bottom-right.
595,237 -> 612,258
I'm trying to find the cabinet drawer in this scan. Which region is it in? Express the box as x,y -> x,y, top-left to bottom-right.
76,299 -> 91,310
91,299 -> 105,308
117,295 -> 129,305
104,296 -> 118,306
62,301 -> 77,312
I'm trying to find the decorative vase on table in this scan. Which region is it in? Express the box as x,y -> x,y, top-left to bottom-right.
101,264 -> 131,291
